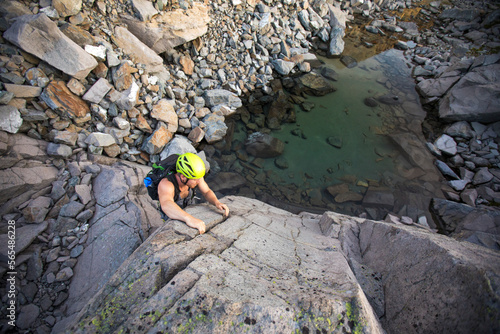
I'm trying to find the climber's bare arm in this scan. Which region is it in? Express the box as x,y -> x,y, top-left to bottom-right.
157,178 -> 206,234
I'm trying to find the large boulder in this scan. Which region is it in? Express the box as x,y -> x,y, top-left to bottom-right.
439,64 -> 500,123
112,26 -> 166,75
245,132 -> 285,158
120,2 -> 210,54
324,213 -> 500,334
294,72 -> 337,96
3,14 -> 97,80
64,196 -> 384,334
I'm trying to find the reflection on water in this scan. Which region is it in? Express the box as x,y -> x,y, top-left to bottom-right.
221,48 -> 443,222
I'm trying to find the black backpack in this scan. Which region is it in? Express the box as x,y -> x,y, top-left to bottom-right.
143,154 -> 179,201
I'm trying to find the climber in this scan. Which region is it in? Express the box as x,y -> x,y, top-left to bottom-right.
144,152 -> 229,234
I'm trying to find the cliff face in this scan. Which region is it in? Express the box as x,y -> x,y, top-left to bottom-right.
63,195 -> 500,334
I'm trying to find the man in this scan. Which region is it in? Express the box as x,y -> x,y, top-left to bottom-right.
157,152 -> 229,234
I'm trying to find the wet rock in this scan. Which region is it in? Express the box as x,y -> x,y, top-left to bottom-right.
327,136 -> 343,149
245,132 -> 284,158
340,55 -> 358,68
362,187 -> 395,209
295,72 -> 337,96
120,3 -> 210,54
3,14 -> 97,80
363,97 -> 378,107
274,156 -> 288,169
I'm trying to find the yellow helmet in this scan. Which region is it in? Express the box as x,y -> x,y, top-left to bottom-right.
176,153 -> 205,179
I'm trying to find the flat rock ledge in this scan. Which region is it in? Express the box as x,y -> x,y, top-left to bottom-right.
66,196 -> 382,334
64,196 -> 499,334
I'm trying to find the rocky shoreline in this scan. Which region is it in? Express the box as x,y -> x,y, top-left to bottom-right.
0,0 -> 499,333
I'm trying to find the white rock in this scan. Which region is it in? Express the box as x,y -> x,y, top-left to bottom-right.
434,134 -> 457,155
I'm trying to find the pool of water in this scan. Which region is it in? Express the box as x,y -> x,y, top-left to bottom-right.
221,47 -> 441,220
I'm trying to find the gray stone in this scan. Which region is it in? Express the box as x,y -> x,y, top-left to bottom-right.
82,78 -> 113,104
17,304 -> 40,330
159,135 -> 196,161
439,64 -> 500,123
434,134 -> 457,155
416,76 -> 461,98
445,121 -> 475,139
65,196 -> 384,334
271,59 -> 296,75
47,142 -> 73,158
449,179 -> 469,191
203,114 -> 228,144
362,187 -> 395,209
472,167 -> 494,185
56,267 -> 74,281
93,167 -> 128,207
0,105 -> 23,134
435,160 -> 459,179
3,14 -> 97,80
23,196 -> 52,223
84,133 -> 116,147
59,201 -> 85,218
75,184 -> 92,205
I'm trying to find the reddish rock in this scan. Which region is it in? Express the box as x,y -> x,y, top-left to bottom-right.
41,81 -> 90,119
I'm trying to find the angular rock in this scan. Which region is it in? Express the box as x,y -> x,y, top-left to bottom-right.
434,134 -> 457,155
203,89 -> 242,110
295,72 -> 337,96
439,64 -> 500,123
82,78 -> 113,104
65,196 -> 383,334
271,59 -> 296,75
203,114 -> 228,144
3,83 -> 42,98
47,142 -> 73,158
245,132 -> 284,158
416,76 -> 461,98
131,0 -> 158,21
112,26 -> 165,74
120,3 -> 210,54
0,105 -> 22,134
41,81 -> 90,119
53,0 -> 82,17
3,14 -> 97,80
84,133 -> 116,147
141,123 -> 173,155
0,221 -> 48,254
151,99 -> 178,133
23,196 -> 52,223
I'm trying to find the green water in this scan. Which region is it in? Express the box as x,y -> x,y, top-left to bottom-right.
249,49 -> 414,191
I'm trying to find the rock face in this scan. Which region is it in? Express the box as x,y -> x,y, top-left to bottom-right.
120,2 -> 211,54
324,212 -> 500,334
66,196 -> 384,334
439,64 -> 500,123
